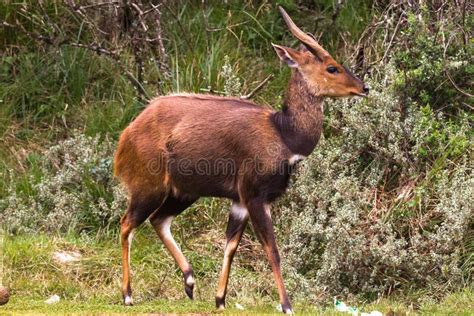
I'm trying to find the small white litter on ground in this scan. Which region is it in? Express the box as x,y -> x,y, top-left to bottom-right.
235,303 -> 244,310
45,294 -> 60,304
276,304 -> 283,312
335,298 -> 358,315
335,298 -> 383,316
52,251 -> 81,264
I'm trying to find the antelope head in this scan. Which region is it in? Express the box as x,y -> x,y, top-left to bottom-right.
273,7 -> 369,97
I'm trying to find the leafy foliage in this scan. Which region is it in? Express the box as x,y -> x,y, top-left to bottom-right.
0,134 -> 125,234
277,64 -> 472,299
276,4 -> 473,299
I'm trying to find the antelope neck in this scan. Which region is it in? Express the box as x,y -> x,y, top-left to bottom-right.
271,70 -> 324,156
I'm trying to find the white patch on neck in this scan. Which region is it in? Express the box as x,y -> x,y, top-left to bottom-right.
230,202 -> 249,221
289,154 -> 306,165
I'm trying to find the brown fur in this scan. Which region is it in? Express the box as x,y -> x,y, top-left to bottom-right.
114,7 -> 368,314
114,94 -> 288,202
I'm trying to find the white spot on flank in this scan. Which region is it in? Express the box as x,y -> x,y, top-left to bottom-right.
124,295 -> 133,305
171,185 -> 180,197
230,202 -> 249,221
289,154 -> 306,165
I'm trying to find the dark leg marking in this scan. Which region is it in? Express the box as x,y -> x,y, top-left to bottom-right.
183,269 -> 194,299
149,196 -> 197,300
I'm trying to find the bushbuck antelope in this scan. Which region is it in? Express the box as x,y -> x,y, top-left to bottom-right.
114,6 -> 368,314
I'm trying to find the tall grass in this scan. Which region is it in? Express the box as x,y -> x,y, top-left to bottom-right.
1,1 -> 356,200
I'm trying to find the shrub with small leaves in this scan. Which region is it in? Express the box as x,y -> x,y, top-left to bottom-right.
220,55 -> 242,96
273,5 -> 473,299
275,60 -> 473,300
0,134 -> 126,234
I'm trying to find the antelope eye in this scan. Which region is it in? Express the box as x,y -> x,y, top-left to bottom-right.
327,66 -> 338,74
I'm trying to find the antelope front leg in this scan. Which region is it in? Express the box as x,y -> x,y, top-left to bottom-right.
247,200 -> 293,314
215,201 -> 249,309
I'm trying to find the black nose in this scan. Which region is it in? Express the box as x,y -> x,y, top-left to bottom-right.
363,84 -> 369,94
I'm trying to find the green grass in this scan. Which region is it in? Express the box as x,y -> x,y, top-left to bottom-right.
2,288 -> 474,315
1,233 -> 473,315
3,290 -> 474,315
2,298 -> 324,315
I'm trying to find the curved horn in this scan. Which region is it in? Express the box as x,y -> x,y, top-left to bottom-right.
278,6 -> 330,59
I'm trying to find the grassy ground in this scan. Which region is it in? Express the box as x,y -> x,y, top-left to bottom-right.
1,232 -> 473,315
3,286 -> 474,315
0,2 -> 472,315
2,287 -> 474,315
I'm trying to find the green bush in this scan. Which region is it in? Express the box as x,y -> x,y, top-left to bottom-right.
275,12 -> 473,297
394,12 -> 473,114
0,134 -> 126,234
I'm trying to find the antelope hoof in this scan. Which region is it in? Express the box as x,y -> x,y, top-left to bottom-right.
184,283 -> 194,299
183,270 -> 195,299
215,296 -> 225,310
124,295 -> 133,306
282,306 -> 293,314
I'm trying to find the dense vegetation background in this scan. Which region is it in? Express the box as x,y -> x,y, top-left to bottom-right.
0,0 -> 472,314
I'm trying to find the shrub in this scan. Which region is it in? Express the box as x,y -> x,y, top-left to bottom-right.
274,4 -> 473,299
393,12 -> 473,114
275,58 -> 472,300
0,134 -> 126,234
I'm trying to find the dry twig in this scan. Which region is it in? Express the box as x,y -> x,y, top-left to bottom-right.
240,74 -> 274,100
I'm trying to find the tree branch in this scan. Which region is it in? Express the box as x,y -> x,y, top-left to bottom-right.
240,74 -> 273,100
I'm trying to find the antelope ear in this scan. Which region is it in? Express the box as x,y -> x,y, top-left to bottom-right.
272,43 -> 299,68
